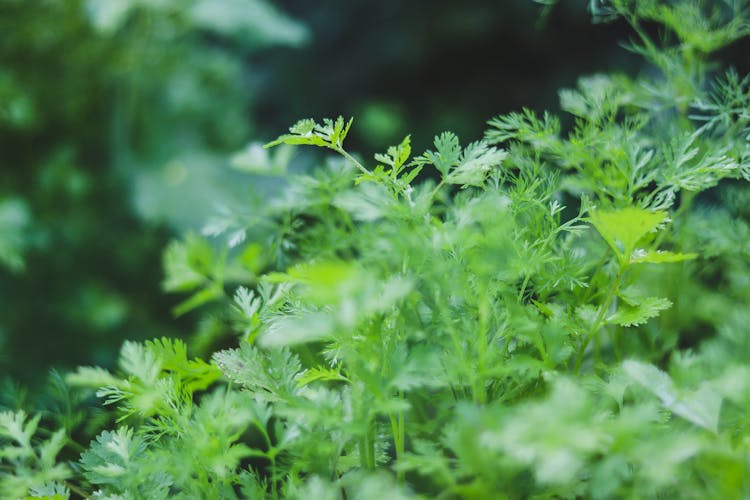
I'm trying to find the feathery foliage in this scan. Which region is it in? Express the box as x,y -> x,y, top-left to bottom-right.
3,1 -> 750,498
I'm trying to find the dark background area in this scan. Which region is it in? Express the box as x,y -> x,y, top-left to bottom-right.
254,1 -> 639,151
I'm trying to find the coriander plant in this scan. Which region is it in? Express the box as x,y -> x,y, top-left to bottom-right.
2,1 -> 750,498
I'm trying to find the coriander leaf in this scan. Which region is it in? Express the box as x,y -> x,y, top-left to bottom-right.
608,296 -> 672,327
623,361 -> 722,433
629,249 -> 698,264
589,207 -> 667,263
447,141 -> 507,187
412,131 -> 461,175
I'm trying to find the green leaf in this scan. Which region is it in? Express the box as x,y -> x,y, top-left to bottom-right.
660,131 -> 740,192
27,482 -> 69,500
213,344 -> 301,401
623,361 -> 721,433
290,118 -> 316,135
162,234 -> 216,292
388,345 -> 447,391
477,378 -> 606,484
629,249 -> 698,265
79,427 -> 145,486
296,366 -> 349,387
608,296 -> 672,327
119,341 -> 162,384
265,117 -> 353,150
171,284 -> 225,317
65,366 -> 121,389
412,135 -> 506,186
145,338 -> 221,393
558,74 -> 631,122
162,234 -> 226,316
284,260 -> 360,304
0,412 -> 71,498
374,135 -> 411,173
0,411 -> 39,452
412,131 -> 461,175
446,141 -> 507,187
485,108 -> 561,148
266,133 -> 329,149
589,207 -> 667,264
37,429 -> 67,469
258,312 -> 336,347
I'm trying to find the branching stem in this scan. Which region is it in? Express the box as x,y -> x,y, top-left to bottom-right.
574,265 -> 624,373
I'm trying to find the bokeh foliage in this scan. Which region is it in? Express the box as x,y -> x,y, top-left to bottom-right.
0,0 -> 307,382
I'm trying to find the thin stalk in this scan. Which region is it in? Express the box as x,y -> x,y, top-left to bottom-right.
429,179 -> 446,200
613,323 -> 623,361
358,403 -> 376,471
517,274 -> 531,303
360,424 -> 375,470
255,421 -> 279,499
269,451 -> 279,500
359,435 -> 369,470
574,266 -> 624,373
473,292 -> 490,405
334,146 -> 371,176
398,410 -> 405,459
64,480 -> 90,499
582,249 -> 613,303
368,425 -> 376,469
66,436 -> 86,454
389,399 -> 406,482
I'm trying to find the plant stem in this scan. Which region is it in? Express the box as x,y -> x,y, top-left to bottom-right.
359,435 -> 368,470
473,292 -> 490,404
429,179 -> 446,200
368,425 -> 376,469
359,424 -> 376,470
334,146 -> 371,176
64,480 -> 90,499
574,266 -> 624,373
389,398 -> 406,482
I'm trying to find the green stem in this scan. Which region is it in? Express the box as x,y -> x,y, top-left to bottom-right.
269,452 -> 279,500
429,179 -> 446,200
582,250 -> 612,303
368,425 -> 376,469
398,409 -> 405,459
473,292 -> 490,404
359,423 -> 376,470
389,398 -> 406,482
255,421 -> 279,499
334,146 -> 371,176
441,298 -> 473,401
359,434 -> 369,470
517,274 -> 531,303
64,480 -> 90,499
65,436 -> 86,454
574,266 -> 624,373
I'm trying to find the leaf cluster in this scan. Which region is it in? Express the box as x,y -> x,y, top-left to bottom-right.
3,1 -> 750,498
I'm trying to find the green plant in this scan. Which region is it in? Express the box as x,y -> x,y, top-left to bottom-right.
3,0 -> 750,498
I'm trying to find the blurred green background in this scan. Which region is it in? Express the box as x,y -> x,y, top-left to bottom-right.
0,0 -> 648,386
